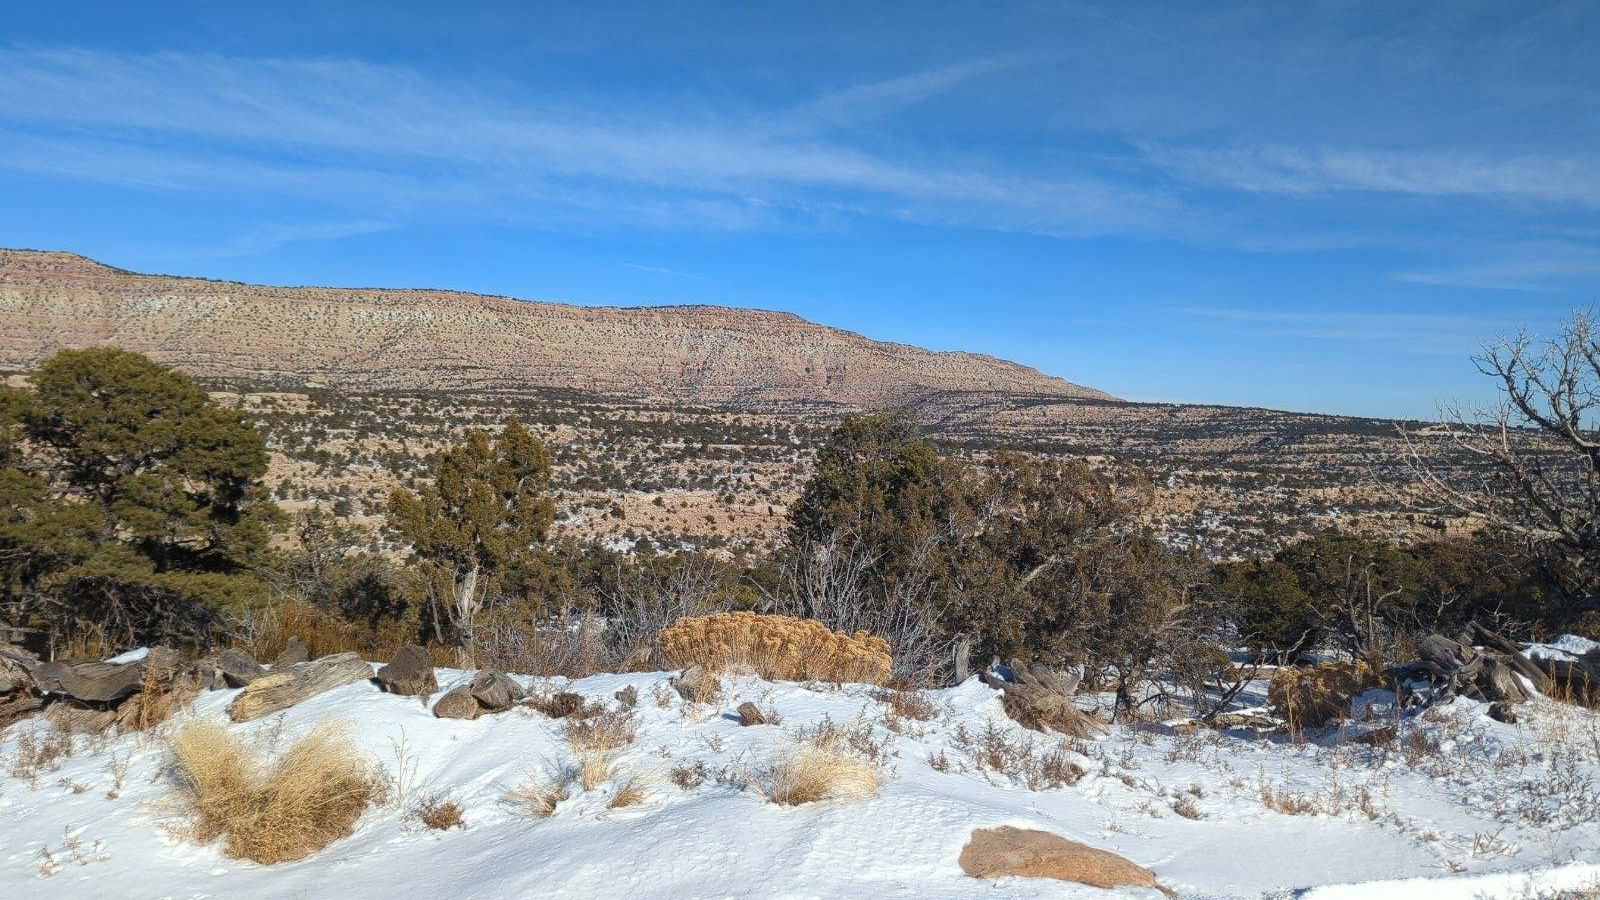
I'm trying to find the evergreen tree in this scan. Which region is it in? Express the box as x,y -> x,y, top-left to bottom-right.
387,422 -> 554,646
0,348 -> 281,652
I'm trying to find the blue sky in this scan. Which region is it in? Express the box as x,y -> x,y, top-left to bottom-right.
2,1 -> 1597,419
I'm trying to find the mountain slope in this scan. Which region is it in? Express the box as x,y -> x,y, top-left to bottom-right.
0,250 -> 1110,407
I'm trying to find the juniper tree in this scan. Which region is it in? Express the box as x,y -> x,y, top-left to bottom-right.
387,422 -> 554,647
0,348 -> 281,652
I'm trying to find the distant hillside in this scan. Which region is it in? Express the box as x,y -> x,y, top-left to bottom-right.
0,249 -> 1110,407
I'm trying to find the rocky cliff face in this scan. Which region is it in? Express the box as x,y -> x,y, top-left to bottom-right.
0,249 -> 1109,407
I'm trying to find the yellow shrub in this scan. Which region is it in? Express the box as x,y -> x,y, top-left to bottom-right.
1268,661 -> 1380,729
659,612 -> 892,685
169,719 -> 380,864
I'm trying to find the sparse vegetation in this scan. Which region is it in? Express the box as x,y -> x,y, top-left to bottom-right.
167,719 -> 380,864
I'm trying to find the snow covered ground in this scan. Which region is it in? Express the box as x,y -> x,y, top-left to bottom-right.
2,661 -> 1598,899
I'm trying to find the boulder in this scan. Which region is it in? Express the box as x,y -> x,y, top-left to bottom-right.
227,652 -> 373,722
33,647 -> 179,703
216,648 -> 269,688
375,644 -> 438,698
272,637 -> 310,668
958,826 -> 1174,896
468,670 -> 525,712
736,701 -> 770,726
432,687 -> 482,720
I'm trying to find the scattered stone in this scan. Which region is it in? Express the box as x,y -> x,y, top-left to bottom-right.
468,671 -> 526,712
736,701 -> 769,726
375,644 -> 438,698
272,637 -> 310,668
33,648 -> 178,703
671,666 -> 720,704
432,686 -> 481,720
215,648 -> 269,688
227,652 -> 373,722
958,826 -> 1174,896
1489,701 -> 1519,724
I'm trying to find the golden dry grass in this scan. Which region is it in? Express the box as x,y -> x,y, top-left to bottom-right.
659,612 -> 892,685
606,771 -> 650,809
577,750 -> 613,791
168,719 -> 380,864
1268,661 -> 1381,730
504,770 -> 568,818
415,795 -> 464,830
564,710 -> 636,754
761,730 -> 881,806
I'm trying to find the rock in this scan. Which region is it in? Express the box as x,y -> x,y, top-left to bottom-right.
216,648 -> 269,688
0,645 -> 40,694
958,826 -> 1174,896
736,701 -> 769,726
1489,701 -> 1519,724
432,687 -> 481,720
272,637 -> 310,668
614,685 -> 638,709
34,657 -> 148,702
227,652 -> 373,722
467,671 -> 525,712
375,644 -> 438,698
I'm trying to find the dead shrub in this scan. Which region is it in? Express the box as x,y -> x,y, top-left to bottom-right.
9,728 -> 75,785
606,772 -> 650,809
1268,661 -> 1381,730
659,612 -> 892,685
415,794 -> 464,830
505,770 -> 568,818
670,761 -> 709,789
239,600 -> 446,668
875,686 -> 936,722
759,724 -> 883,806
763,742 -> 880,805
577,750 -> 613,791
565,710 -> 636,754
168,718 -> 380,864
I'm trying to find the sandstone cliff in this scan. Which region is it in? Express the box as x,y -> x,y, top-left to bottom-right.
0,249 -> 1109,407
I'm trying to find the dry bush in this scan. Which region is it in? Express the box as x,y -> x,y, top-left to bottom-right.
875,686 -> 936,722
1258,782 -> 1321,816
669,760 -> 709,789
577,750 -> 613,791
659,612 -> 892,685
763,742 -> 880,805
759,724 -> 883,806
953,721 -> 1084,790
119,664 -> 195,733
505,770 -> 568,818
168,719 -> 380,864
9,728 -> 75,786
565,710 -> 636,754
1268,661 -> 1381,730
606,771 -> 650,809
238,600 -> 447,668
415,794 -> 464,830
473,615 -> 617,679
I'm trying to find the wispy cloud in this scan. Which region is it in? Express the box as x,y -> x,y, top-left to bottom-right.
1145,143 -> 1600,208
1389,242 -> 1600,292
0,46 -> 1169,238
623,262 -> 705,280
1173,306 -> 1513,354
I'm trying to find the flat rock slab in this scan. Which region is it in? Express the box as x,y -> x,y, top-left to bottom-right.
959,826 -> 1174,896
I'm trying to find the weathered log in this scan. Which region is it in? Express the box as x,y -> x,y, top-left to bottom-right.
0,691 -> 43,727
227,652 -> 373,722
374,644 -> 438,698
272,637 -> 310,668
1477,657 -> 1534,703
1470,624 -> 1552,693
